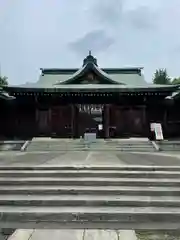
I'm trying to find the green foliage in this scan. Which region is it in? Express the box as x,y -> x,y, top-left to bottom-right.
171,77 -> 180,85
0,76 -> 8,86
153,68 -> 171,85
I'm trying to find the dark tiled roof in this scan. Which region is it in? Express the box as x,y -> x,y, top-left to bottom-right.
27,53 -> 147,87
0,88 -> 15,100
5,53 -> 178,93
5,84 -> 178,93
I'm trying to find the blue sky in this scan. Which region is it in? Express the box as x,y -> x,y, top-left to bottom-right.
0,0 -> 180,85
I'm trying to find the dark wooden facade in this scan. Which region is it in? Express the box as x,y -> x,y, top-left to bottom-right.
1,53 -> 180,140
1,91 -> 180,139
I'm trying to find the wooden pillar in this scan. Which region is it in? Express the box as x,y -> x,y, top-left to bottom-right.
142,106 -> 146,124
104,104 -> 110,139
163,108 -> 167,137
12,101 -> 18,137
48,107 -> 52,135
163,109 -> 167,126
142,105 -> 148,137
71,105 -> 75,138
75,106 -> 79,138
35,108 -> 39,122
35,96 -> 39,136
35,108 -> 40,136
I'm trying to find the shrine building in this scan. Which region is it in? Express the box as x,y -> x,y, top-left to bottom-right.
1,52 -> 180,139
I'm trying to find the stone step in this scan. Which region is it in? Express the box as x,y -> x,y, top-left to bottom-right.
89,146 -> 153,148
0,170 -> 180,178
27,140 -> 155,152
0,185 -> 179,196
90,141 -> 151,146
28,143 -> 152,146
158,141 -> 180,151
90,143 -> 152,145
28,144 -> 83,146
27,146 -> 86,150
159,144 -> 180,147
27,145 -> 153,149
160,147 -> 180,151
27,148 -> 155,152
29,140 -> 150,144
1,194 -> 180,207
160,146 -> 180,148
27,144 -> 84,146
1,206 -> 180,229
0,165 -> 179,171
0,177 -> 180,187
95,147 -> 153,149
0,166 -> 180,230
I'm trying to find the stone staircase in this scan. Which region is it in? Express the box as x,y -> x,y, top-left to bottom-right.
0,140 -> 25,151
26,138 -> 156,152
89,139 -> 156,152
158,140 -> 180,152
0,165 -> 180,229
27,139 -> 85,151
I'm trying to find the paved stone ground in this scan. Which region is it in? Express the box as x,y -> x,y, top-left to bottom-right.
116,152 -> 180,166
10,229 -> 180,240
9,229 -> 137,240
1,151 -> 180,166
2,150 -> 180,239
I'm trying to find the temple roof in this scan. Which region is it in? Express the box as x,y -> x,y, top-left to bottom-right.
34,68 -> 146,88
5,84 -> 177,94
17,52 -> 147,88
0,88 -> 15,100
54,54 -> 120,85
166,87 -> 180,100
5,53 -> 179,93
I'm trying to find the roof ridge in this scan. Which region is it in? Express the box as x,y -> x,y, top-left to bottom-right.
54,62 -> 122,85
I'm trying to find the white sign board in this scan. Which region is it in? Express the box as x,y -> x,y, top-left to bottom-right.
154,123 -> 164,140
150,123 -> 156,132
98,124 -> 103,130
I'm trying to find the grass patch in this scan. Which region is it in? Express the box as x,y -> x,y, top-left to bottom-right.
136,231 -> 180,240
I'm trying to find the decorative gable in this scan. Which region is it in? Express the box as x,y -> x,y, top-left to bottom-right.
81,73 -> 99,84
87,73 -> 94,81
74,71 -> 102,84
54,52 -> 121,85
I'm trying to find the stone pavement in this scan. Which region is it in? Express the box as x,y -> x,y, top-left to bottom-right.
9,229 -> 137,240
1,150 -> 180,166
0,150 -> 180,240
9,229 -> 180,240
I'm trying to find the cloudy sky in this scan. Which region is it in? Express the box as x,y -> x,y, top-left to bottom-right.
0,0 -> 180,85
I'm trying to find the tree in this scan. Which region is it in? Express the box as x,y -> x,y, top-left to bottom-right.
153,68 -> 171,85
171,77 -> 180,85
0,76 -> 8,87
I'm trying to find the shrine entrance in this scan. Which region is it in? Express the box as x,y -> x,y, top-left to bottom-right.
77,104 -> 104,138
109,106 -> 146,138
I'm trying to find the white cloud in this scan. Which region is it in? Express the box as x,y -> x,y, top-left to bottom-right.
69,29 -> 114,56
